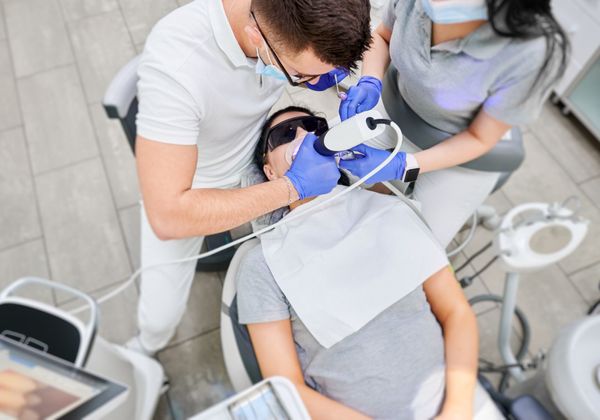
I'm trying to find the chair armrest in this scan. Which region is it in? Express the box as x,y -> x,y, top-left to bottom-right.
103,55 -> 141,119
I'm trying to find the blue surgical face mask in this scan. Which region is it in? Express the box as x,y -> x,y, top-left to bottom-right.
421,0 -> 488,24
255,46 -> 287,81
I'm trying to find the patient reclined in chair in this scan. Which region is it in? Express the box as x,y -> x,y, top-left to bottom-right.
232,106 -> 503,419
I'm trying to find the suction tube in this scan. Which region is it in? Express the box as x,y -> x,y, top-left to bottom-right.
314,110 -> 389,156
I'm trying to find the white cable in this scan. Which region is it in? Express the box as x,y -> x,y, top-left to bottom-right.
70,121 -> 405,315
381,181 -> 430,228
383,180 -> 478,258
446,212 -> 478,258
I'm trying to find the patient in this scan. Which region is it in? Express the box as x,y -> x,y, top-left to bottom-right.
236,106 -> 479,419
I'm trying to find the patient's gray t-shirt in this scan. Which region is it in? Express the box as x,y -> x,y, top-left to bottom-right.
236,245 -> 446,420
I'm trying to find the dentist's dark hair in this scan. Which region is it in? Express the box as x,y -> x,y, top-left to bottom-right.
251,0 -> 372,71
486,0 -> 569,89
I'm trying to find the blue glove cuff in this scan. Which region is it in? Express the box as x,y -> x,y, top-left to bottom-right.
358,76 -> 383,95
393,152 -> 407,180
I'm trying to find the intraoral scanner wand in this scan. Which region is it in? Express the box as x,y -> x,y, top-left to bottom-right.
314,110 -> 388,156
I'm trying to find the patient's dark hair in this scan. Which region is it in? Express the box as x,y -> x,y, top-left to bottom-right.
254,105 -> 316,166
254,105 -> 349,186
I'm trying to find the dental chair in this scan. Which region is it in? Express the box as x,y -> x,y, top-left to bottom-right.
102,55 -> 235,272
220,240 -> 511,419
221,239 -> 262,391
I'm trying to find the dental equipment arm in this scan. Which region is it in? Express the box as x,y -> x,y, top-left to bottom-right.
423,267 -> 478,419
248,320 -> 372,420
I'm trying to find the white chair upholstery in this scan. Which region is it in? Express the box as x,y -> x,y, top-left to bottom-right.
86,337 -> 164,420
220,239 -> 260,392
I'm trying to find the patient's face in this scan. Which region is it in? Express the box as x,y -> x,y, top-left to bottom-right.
263,111 -> 310,181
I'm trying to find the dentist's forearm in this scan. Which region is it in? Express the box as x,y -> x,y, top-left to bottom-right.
150,178 -> 297,239
361,25 -> 392,81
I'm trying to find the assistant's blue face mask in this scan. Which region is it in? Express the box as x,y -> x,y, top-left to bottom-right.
421,0 -> 488,24
255,46 -> 287,81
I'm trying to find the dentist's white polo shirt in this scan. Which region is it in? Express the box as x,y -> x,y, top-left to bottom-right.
136,0 -> 285,189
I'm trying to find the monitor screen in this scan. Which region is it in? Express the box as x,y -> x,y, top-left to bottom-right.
0,336 -> 127,420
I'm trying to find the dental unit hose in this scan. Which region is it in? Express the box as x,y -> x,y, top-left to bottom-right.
70,111 -> 418,315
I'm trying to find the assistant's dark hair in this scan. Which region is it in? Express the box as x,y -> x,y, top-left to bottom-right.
487,0 -> 570,89
252,0 -> 372,71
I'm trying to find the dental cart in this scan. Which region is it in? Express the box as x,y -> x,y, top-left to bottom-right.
0,277 -> 163,420
0,277 -> 129,419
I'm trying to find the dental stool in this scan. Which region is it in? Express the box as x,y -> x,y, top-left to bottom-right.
102,55 -> 235,272
381,66 -> 525,229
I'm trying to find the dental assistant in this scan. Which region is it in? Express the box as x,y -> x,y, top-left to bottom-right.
339,0 -> 569,247
130,0 -> 372,355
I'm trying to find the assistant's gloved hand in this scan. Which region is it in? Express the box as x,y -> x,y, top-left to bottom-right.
285,133 -> 341,200
305,67 -> 349,91
338,144 -> 406,184
339,76 -> 382,121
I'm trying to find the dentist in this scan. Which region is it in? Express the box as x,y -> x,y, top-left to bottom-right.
339,0 -> 569,247
130,0 -> 372,355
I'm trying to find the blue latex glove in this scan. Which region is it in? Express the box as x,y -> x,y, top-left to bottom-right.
338,144 -> 406,184
305,67 -> 349,91
339,76 -> 382,121
285,133 -> 341,200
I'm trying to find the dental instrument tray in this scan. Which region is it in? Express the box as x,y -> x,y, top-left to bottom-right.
0,335 -> 127,420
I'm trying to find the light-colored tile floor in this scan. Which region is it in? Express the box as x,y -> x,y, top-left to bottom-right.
0,1 -> 599,418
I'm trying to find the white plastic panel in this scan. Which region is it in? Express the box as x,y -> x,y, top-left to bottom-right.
552,0 -> 600,95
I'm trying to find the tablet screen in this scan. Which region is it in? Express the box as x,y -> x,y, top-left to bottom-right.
0,336 -> 126,420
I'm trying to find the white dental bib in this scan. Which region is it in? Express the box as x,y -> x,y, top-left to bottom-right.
261,186 -> 449,348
